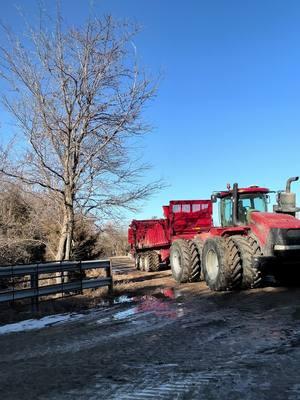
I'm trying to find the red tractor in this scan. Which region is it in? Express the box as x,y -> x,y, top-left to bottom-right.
170,177 -> 300,290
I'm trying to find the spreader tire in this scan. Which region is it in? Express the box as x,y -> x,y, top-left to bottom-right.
135,254 -> 141,270
144,252 -> 151,272
139,253 -> 146,271
202,237 -> 232,291
170,239 -> 192,283
147,251 -> 160,272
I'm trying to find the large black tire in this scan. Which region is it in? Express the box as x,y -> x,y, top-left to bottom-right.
139,253 -> 146,271
202,237 -> 233,291
147,251 -> 160,272
192,238 -> 204,280
144,252 -> 151,272
188,240 -> 201,282
135,254 -> 141,270
231,235 -> 262,289
225,237 -> 243,289
170,239 -> 192,283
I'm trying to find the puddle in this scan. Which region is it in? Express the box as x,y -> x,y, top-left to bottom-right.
95,289 -> 186,325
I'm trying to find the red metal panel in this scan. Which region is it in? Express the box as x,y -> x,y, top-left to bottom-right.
128,199 -> 213,260
129,219 -> 170,251
169,200 -> 212,236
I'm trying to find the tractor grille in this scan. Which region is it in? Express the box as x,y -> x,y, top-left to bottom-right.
286,229 -> 300,242
265,228 -> 300,256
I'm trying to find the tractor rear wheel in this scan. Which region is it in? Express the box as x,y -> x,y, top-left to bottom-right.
188,240 -> 201,282
225,237 -> 243,289
202,237 -> 233,291
192,239 -> 204,280
170,239 -> 192,283
231,235 -> 262,289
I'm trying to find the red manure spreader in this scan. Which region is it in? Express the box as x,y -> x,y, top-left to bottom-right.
128,177 -> 300,291
128,200 -> 212,277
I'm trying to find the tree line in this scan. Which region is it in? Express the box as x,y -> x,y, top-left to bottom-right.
0,180 -> 129,265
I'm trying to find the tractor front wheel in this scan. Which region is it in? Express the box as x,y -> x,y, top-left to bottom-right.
188,240 -> 201,282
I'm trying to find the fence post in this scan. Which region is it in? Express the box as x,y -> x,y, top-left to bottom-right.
30,267 -> 39,312
106,260 -> 113,299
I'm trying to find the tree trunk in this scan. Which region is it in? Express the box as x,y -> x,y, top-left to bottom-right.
65,203 -> 74,261
56,192 -> 74,261
55,196 -> 74,283
56,213 -> 68,261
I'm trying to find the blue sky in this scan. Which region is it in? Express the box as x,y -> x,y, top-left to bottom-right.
1,0 -> 300,221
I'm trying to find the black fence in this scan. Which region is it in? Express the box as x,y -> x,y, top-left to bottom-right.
0,259 -> 113,310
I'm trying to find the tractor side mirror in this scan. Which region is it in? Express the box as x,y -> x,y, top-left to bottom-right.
211,194 -> 218,203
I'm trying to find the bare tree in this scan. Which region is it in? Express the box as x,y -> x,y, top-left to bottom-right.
0,181 -> 46,265
0,13 -> 161,260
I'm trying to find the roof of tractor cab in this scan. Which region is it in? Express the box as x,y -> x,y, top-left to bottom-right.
217,187 -> 270,198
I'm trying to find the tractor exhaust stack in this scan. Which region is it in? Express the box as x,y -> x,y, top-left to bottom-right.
274,176 -> 300,216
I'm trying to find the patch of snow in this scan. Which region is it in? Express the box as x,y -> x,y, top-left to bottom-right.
0,313 -> 84,335
114,308 -> 137,320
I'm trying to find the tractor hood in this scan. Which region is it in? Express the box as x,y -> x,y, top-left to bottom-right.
250,212 -> 300,229
249,212 -> 300,253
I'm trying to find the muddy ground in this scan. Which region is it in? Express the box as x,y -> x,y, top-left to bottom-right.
1,257 -> 300,399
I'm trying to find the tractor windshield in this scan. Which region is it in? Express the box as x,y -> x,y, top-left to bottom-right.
220,193 -> 268,226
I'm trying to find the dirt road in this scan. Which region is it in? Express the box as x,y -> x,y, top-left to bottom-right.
1,257 -> 300,399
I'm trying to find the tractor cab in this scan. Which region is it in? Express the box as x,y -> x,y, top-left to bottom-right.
212,185 -> 270,227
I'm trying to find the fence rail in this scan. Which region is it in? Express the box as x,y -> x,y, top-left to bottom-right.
0,259 -> 113,310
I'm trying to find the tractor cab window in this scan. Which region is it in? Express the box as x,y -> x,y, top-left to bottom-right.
220,193 -> 268,227
239,194 -> 267,212
221,197 -> 233,226
238,194 -> 267,223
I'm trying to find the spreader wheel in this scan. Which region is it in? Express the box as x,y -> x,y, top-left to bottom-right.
139,253 -> 146,271
170,239 -> 192,283
144,252 -> 151,272
149,251 -> 160,272
135,254 -> 141,270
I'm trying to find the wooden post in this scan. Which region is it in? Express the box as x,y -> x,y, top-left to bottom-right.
106,260 -> 113,300
30,269 -> 39,312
